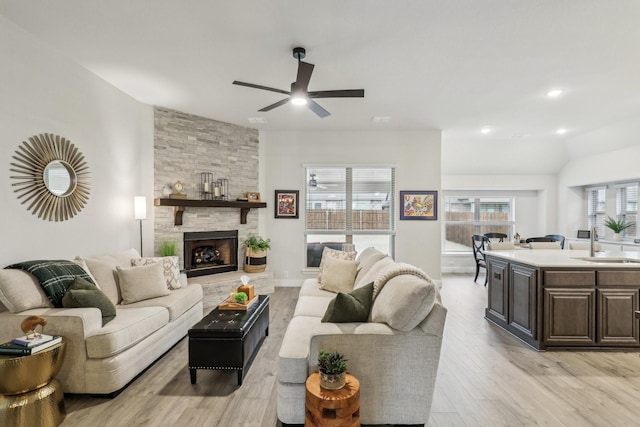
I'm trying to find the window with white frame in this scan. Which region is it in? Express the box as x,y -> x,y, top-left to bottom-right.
305,166 -> 395,267
444,196 -> 514,252
616,183 -> 638,238
587,187 -> 607,239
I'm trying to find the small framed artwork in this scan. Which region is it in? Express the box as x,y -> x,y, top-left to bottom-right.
275,190 -> 299,219
400,191 -> 438,220
247,192 -> 261,203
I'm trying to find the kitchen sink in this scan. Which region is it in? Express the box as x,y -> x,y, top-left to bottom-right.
574,257 -> 640,264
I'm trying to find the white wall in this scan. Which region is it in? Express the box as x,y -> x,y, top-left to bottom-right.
260,130 -> 442,283
0,17 -> 153,265
441,174 -> 557,273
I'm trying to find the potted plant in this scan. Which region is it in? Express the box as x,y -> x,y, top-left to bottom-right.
159,239 -> 178,256
604,216 -> 634,241
317,350 -> 348,390
243,234 -> 270,273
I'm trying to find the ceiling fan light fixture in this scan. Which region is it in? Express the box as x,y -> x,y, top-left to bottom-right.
291,85 -> 308,106
291,95 -> 308,106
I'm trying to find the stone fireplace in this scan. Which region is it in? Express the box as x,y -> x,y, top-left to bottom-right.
184,230 -> 238,277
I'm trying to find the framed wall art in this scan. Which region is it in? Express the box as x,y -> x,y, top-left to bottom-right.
400,190 -> 438,220
275,190 -> 299,219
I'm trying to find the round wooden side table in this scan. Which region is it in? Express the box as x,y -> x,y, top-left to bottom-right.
0,338 -> 66,427
305,372 -> 360,427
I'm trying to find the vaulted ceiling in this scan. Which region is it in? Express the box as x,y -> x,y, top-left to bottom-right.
3,1 -> 640,175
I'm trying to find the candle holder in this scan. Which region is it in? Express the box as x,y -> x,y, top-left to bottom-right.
217,178 -> 229,200
200,172 -> 213,200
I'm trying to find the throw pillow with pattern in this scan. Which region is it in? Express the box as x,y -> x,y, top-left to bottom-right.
318,247 -> 357,285
131,256 -> 181,289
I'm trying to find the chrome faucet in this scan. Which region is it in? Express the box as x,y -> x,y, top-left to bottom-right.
590,227 -> 598,257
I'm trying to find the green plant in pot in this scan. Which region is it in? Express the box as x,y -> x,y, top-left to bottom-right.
243,234 -> 270,273
233,292 -> 248,304
604,216 -> 634,241
159,239 -> 178,256
317,350 -> 348,390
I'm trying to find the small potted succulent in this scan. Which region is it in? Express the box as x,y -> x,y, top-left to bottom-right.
233,291 -> 248,304
604,216 -> 634,241
317,350 -> 348,390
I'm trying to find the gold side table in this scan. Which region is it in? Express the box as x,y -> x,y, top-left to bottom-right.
0,338 -> 66,427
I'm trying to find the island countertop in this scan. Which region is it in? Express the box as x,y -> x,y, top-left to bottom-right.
484,249 -> 640,268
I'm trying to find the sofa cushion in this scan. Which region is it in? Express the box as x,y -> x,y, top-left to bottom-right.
353,255 -> 395,290
117,263 -> 171,305
85,305 -> 169,358
299,278 -> 336,298
371,275 -> 438,332
279,315 -> 322,383
318,247 -> 357,285
322,282 -> 374,323
131,256 -> 181,289
77,249 -> 141,305
353,247 -> 389,288
5,260 -> 97,308
319,256 -> 359,294
62,277 -> 116,326
294,295 -> 335,318
122,284 -> 203,321
0,269 -> 52,313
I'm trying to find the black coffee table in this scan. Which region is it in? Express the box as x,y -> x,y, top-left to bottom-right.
188,294 -> 269,386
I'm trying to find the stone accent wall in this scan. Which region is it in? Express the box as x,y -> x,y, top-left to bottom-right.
154,106 -> 260,269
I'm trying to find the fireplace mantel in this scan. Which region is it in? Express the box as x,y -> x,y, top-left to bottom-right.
154,198 -> 267,225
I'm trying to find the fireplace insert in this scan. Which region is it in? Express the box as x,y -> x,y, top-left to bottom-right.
184,230 -> 238,277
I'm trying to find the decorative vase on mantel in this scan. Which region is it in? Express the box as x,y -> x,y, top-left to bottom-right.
319,371 -> 346,390
244,247 -> 267,273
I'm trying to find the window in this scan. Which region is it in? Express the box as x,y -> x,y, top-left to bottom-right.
444,196 -> 514,252
305,166 -> 395,267
587,187 -> 607,238
616,184 -> 638,238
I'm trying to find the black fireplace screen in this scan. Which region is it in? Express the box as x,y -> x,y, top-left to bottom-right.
183,230 -> 238,277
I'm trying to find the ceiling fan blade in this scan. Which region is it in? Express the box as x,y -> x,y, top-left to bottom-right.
259,98 -> 291,112
307,100 -> 330,118
296,61 -> 314,92
308,89 -> 365,98
233,81 -> 291,95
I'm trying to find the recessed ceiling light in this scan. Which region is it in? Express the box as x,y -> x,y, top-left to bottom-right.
371,116 -> 391,123
556,128 -> 567,135
546,89 -> 564,97
481,127 -> 491,134
248,117 -> 266,124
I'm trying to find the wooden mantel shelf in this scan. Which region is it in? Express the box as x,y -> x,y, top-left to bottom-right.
154,198 -> 267,226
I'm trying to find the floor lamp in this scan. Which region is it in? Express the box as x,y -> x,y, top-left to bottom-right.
134,196 -> 147,256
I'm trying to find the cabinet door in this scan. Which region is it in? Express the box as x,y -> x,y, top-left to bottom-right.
543,288 -> 595,345
486,257 -> 508,324
509,264 -> 537,339
598,289 -> 639,346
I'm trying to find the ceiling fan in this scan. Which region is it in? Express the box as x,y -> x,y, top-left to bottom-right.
233,47 -> 364,118
308,173 -> 338,190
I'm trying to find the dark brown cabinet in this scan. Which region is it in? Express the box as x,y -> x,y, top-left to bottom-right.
597,289 -> 639,345
487,257 -> 508,323
543,288 -> 595,345
509,264 -> 537,339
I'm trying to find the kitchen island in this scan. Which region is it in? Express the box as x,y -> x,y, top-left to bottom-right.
485,249 -> 640,350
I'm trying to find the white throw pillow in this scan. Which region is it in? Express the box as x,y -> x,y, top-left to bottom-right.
131,256 -> 181,289
117,263 -> 170,305
319,256 -> 359,294
371,275 -> 438,331
318,247 -> 357,285
0,269 -> 52,313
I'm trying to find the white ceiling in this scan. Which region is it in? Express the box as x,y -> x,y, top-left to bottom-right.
3,1 -> 640,175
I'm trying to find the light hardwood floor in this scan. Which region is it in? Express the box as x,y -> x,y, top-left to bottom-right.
61,275 -> 640,427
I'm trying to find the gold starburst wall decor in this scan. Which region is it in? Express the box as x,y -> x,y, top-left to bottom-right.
10,133 -> 90,221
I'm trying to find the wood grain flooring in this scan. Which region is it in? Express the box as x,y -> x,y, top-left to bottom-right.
61,276 -> 640,427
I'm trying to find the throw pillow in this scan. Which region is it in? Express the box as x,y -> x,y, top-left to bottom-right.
62,277 -> 116,326
6,260 -> 97,308
318,247 -> 357,285
0,269 -> 52,313
131,256 -> 181,289
353,247 -> 389,288
117,262 -> 170,305
77,256 -> 120,305
322,282 -> 374,323
319,256 -> 359,294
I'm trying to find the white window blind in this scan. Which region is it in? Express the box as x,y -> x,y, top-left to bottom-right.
616,184 -> 638,238
587,187 -> 607,238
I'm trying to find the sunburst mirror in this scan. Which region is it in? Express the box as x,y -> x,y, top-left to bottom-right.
10,133 -> 90,221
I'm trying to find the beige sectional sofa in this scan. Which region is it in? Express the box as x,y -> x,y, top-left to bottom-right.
0,248 -> 203,395
278,247 -> 447,426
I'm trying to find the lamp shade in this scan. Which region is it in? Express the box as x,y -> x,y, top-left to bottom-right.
134,196 -> 147,220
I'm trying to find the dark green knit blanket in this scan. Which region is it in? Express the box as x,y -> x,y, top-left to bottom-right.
6,260 -> 96,308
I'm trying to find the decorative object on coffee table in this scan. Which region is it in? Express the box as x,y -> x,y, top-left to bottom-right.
317,350 -> 348,390
243,234 -> 270,273
189,294 -> 269,386
0,338 -> 66,427
217,280 -> 258,311
305,372 -> 360,427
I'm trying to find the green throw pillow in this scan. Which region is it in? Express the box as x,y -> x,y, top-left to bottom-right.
321,282 -> 374,323
62,277 -> 116,326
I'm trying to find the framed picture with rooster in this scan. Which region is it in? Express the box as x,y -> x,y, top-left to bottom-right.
400,190 -> 437,220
